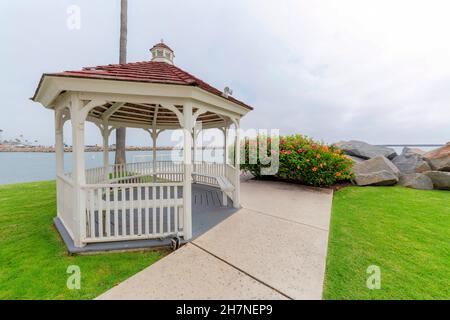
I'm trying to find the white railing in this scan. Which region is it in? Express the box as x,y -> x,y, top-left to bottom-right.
86,161 -> 236,186
110,161 -> 184,184
192,162 -> 226,186
194,162 -> 225,176
225,164 -> 238,189
57,174 -> 76,240
86,167 -> 105,184
84,161 -> 185,185
57,161 -> 238,245
76,161 -> 234,186
83,182 -> 184,243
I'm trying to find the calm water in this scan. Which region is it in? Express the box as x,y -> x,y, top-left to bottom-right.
0,149 -> 224,185
0,145 -> 439,185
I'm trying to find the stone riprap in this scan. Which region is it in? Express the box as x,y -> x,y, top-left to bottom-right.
392,148 -> 431,174
352,156 -> 400,186
423,142 -> 450,172
334,140 -> 397,160
424,171 -> 450,190
398,173 -> 434,190
334,140 -> 449,191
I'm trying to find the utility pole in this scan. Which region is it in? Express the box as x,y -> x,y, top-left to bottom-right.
115,0 -> 128,165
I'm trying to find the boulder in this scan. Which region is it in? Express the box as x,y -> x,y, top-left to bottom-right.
347,155 -> 366,163
392,148 -> 431,174
424,171 -> 450,190
352,156 -> 400,186
334,140 -> 397,160
402,147 -> 426,156
415,162 -> 432,173
398,173 -> 434,190
423,142 -> 450,172
355,171 -> 399,186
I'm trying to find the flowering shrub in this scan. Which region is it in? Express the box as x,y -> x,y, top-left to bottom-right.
240,134 -> 354,187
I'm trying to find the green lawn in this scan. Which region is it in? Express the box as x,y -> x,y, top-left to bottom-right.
0,180 -> 166,300
324,186 -> 450,300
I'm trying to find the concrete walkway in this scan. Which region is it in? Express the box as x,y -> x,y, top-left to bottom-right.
97,180 -> 333,300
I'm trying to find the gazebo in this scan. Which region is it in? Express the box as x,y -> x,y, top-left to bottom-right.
32,42 -> 252,252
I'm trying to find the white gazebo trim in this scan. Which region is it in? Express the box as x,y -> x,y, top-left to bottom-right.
46,89 -> 246,248
35,77 -> 251,117
35,52 -> 251,249
182,102 -> 193,240
95,121 -> 116,181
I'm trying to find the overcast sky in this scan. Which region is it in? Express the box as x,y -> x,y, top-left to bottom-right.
0,0 -> 449,146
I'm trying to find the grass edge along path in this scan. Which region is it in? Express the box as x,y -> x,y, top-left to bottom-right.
324,186 -> 450,300
0,180 -> 167,299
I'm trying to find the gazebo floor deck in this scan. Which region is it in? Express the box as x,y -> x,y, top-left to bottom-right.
55,184 -> 238,254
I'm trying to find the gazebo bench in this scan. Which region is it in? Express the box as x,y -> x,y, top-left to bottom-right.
192,172 -> 234,206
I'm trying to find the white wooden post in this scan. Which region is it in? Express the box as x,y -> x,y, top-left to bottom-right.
219,125 -> 229,206
152,130 -> 157,180
192,127 -> 201,172
233,120 -> 241,208
192,130 -> 196,165
55,110 -> 64,216
183,103 -> 193,240
101,124 -> 110,181
223,124 -> 229,165
70,95 -> 87,247
55,115 -> 64,176
151,105 -> 160,180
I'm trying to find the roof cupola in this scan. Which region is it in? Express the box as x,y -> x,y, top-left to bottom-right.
150,40 -> 174,64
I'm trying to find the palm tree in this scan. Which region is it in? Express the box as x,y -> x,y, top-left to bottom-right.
115,0 -> 127,165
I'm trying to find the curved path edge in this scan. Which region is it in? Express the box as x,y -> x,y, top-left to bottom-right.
97,179 -> 333,300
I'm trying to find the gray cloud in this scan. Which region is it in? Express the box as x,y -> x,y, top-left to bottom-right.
0,0 -> 448,147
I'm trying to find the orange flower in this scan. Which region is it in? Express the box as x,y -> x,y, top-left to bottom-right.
312,167 -> 318,172
322,145 -> 329,152
316,154 -> 321,159
336,149 -> 342,154
306,159 -> 310,162
335,172 -> 341,177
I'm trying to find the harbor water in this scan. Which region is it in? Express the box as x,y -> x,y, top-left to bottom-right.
0,149 -> 224,185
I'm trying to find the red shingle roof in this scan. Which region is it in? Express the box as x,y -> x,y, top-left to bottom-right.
43,61 -> 252,110
150,42 -> 174,52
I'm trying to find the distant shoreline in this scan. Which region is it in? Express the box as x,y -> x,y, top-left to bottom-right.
0,146 -> 221,153
0,146 -> 174,153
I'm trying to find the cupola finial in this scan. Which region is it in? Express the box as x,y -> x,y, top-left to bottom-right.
150,40 -> 174,64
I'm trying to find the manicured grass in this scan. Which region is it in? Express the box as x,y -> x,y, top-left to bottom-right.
0,181 -> 167,300
324,186 -> 450,300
